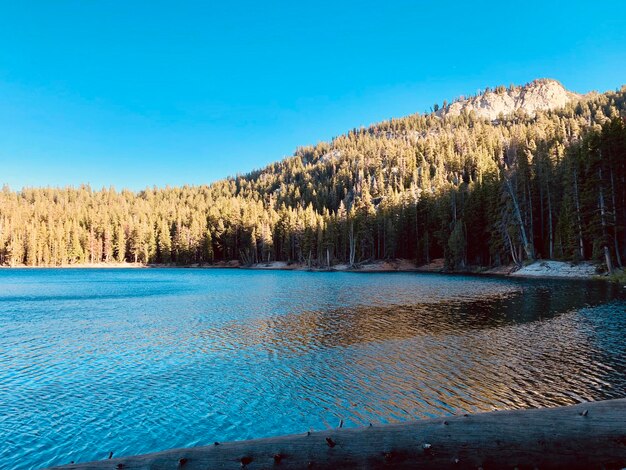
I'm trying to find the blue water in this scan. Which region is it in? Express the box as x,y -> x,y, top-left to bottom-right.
1,268 -> 625,469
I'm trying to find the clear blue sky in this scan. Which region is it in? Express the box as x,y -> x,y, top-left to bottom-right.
1,1 -> 625,190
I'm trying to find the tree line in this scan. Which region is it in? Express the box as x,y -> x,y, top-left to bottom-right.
1,84 -> 625,270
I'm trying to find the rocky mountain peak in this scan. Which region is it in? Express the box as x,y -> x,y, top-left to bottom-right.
437,79 -> 579,121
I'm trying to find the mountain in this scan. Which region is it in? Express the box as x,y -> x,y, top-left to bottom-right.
437,79 -> 580,121
1,80 -> 625,271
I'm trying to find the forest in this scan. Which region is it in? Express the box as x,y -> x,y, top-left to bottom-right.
1,81 -> 626,271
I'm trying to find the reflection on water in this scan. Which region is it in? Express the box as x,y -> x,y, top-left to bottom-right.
0,269 -> 624,469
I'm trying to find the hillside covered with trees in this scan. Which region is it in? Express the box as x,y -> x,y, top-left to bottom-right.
1,79 -> 626,271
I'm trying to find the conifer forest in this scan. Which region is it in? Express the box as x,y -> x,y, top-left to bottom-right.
2,81 -> 626,271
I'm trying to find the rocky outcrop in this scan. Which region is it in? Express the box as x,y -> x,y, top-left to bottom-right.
438,79 -> 580,121
510,260 -> 598,278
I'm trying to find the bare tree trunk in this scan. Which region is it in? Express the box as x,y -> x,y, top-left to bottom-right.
415,204 -> 419,262
547,184 -> 554,259
539,183 -> 545,242
348,221 -> 356,266
89,226 -> 95,264
573,169 -> 584,259
622,163 -> 626,257
604,246 -> 614,274
463,221 -> 468,267
599,168 -> 614,274
68,397 -> 626,470
609,165 -> 622,267
504,225 -> 519,266
424,211 -> 430,263
382,219 -> 386,259
505,178 -> 533,260
527,181 -> 534,253
377,221 -> 380,259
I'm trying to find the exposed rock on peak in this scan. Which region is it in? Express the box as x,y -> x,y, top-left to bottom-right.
437,79 -> 580,121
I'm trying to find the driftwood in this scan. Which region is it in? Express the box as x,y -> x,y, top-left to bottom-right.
52,398 -> 626,469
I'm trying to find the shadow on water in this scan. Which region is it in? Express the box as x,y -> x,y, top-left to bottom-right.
202,278 -> 623,353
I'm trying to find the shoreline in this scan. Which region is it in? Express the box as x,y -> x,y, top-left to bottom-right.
0,259 -> 617,281
0,262 -> 147,269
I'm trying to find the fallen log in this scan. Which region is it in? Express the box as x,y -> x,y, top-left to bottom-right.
52,398 -> 626,469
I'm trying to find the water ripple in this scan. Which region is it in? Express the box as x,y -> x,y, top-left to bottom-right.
0,269 -> 624,469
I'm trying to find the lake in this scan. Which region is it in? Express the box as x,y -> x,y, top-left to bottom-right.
1,268 -> 625,469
